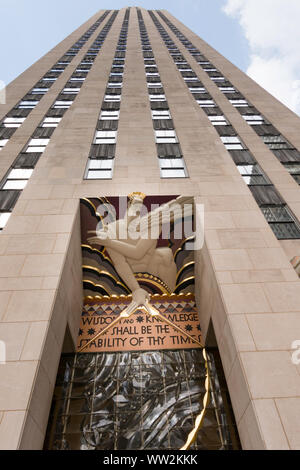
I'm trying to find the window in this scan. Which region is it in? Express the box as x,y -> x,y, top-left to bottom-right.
100,110 -> 120,120
70,78 -> 85,82
189,87 -> 206,93
237,164 -> 269,185
219,87 -> 236,93
283,163 -> 300,184
108,76 -> 123,84
2,117 -> 25,128
104,95 -> 121,102
31,88 -> 49,94
42,77 -> 57,82
177,65 -> 192,70
159,158 -> 187,178
197,99 -> 215,108
211,77 -> 225,82
262,206 -> 293,223
149,94 -> 166,102
148,82 -> 162,88
85,159 -> 113,179
42,117 -> 62,128
26,147 -> 47,154
7,169 -> 33,179
0,212 -> 11,230
0,139 -> 8,149
53,100 -> 73,109
208,115 -> 227,126
111,66 -> 124,72
18,101 -> 38,109
229,99 -> 249,107
62,88 -> 80,94
146,72 -> 159,77
3,168 -> 33,190
94,131 -> 117,144
152,110 -> 171,120
221,136 -> 244,150
261,135 -> 291,150
183,77 -> 198,81
261,206 -> 300,239
26,138 -> 50,153
243,115 -> 264,125
155,130 -> 177,143
108,82 -> 123,89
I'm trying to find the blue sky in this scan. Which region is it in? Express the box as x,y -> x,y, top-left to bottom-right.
0,0 -> 299,114
0,0 -> 249,84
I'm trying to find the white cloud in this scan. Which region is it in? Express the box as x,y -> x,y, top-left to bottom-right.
223,0 -> 300,114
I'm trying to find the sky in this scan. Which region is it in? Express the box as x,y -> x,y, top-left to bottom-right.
0,0 -> 299,114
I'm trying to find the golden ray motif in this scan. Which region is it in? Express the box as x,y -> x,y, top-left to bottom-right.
174,275 -> 195,292
82,265 -> 131,292
81,198 -> 104,222
175,261 -> 195,282
181,348 -> 210,450
81,244 -> 110,260
173,235 -> 195,261
134,272 -> 171,294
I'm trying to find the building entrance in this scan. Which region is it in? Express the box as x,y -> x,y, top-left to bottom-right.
44,195 -> 240,450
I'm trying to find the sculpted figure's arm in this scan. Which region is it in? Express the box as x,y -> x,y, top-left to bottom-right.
88,236 -> 155,261
106,248 -> 140,292
88,230 -> 151,305
106,247 -> 150,305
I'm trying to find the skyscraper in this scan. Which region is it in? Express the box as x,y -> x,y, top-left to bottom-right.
0,7 -> 299,450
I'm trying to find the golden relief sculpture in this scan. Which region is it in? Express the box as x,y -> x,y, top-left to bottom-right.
80,193 -> 199,353
87,192 -> 194,310
79,193 -> 210,450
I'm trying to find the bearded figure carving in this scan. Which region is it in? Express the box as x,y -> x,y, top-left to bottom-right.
88,192 -> 193,310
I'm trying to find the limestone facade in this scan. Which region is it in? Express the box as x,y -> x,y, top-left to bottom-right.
0,7 -> 299,450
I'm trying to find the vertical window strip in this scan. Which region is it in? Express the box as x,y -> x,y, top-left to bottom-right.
137,9 -> 188,179
156,10 -> 300,187
148,10 -> 300,240
0,11 -> 112,150
0,12 -> 119,231
85,8 -> 130,180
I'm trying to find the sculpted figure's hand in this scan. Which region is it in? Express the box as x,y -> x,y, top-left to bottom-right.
132,288 -> 150,306
88,228 -> 110,243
